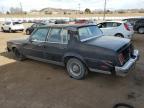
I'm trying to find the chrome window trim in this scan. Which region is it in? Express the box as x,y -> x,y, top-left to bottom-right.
81,35 -> 102,42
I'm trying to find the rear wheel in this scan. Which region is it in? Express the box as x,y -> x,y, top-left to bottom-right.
13,48 -> 25,61
138,27 -> 144,34
66,58 -> 88,80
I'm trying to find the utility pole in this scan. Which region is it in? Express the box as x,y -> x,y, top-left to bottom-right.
1,7 -> 4,14
103,0 -> 107,20
19,2 -> 23,13
78,3 -> 80,13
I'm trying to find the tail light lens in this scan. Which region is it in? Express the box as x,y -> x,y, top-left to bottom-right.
118,53 -> 124,65
124,23 -> 130,31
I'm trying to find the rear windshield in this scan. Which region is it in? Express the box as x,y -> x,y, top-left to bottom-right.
78,26 -> 103,41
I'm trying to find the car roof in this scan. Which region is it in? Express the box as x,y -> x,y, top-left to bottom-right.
38,24 -> 97,29
100,20 -> 124,23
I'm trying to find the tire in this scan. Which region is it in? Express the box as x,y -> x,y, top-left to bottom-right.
13,48 -> 25,61
1,27 -> 5,32
115,34 -> 124,38
138,27 -> 144,34
66,58 -> 88,80
26,30 -> 30,35
113,103 -> 134,108
9,28 -> 12,33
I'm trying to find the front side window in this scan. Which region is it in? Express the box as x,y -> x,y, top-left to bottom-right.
78,26 -> 103,41
48,28 -> 62,43
13,22 -> 21,25
5,22 -> 11,25
31,28 -> 49,42
32,24 -> 37,28
97,23 -> 106,28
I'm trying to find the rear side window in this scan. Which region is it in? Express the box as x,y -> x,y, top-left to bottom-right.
61,29 -> 69,44
31,28 -> 49,41
48,28 -> 62,43
106,22 -> 121,27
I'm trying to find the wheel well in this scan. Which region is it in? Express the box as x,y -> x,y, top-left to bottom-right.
12,47 -> 16,52
138,26 -> 144,30
114,33 -> 124,37
64,56 -> 88,69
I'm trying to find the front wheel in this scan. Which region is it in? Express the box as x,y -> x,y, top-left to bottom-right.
13,48 -> 25,61
1,27 -> 5,32
138,27 -> 144,34
66,58 -> 88,80
26,30 -> 30,35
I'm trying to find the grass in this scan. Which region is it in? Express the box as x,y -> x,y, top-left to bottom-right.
0,13 -> 144,18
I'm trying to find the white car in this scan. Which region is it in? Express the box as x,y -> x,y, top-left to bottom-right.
1,21 -> 24,32
97,21 -> 134,39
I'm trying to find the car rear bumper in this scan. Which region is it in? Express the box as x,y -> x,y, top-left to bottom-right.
115,49 -> 139,77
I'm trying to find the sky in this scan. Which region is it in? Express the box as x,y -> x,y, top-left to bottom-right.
0,0 -> 144,12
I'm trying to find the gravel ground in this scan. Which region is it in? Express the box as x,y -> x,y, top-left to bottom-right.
0,31 -> 144,108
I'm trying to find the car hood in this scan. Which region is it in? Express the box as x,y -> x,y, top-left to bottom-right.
84,36 -> 130,51
8,36 -> 29,44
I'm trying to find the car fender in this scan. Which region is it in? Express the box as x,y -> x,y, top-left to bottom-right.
63,52 -> 87,66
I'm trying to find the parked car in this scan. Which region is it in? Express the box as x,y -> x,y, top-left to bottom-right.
122,18 -> 139,26
1,21 -> 24,32
55,20 -> 67,24
25,23 -> 46,35
97,21 -> 134,39
133,18 -> 144,34
7,24 -> 139,80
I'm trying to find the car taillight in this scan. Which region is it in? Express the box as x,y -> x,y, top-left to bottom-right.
118,53 -> 124,65
124,23 -> 130,31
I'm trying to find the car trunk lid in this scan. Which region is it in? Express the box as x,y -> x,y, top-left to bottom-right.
84,36 -> 130,51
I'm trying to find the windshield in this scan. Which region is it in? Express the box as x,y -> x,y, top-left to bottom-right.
78,26 -> 103,41
13,22 -> 21,25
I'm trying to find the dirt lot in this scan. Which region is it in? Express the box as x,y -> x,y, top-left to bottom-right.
0,31 -> 144,108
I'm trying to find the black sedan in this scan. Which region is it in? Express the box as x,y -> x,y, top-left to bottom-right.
7,24 -> 139,80
25,23 -> 46,35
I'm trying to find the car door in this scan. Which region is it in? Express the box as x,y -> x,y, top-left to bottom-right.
44,28 -> 68,63
23,28 -> 49,59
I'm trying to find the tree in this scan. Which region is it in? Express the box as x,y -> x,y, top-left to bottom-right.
85,8 -> 91,14
10,7 -> 22,14
6,11 -> 10,14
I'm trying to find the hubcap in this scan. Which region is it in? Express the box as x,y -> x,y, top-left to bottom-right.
69,63 -> 81,76
139,28 -> 144,34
